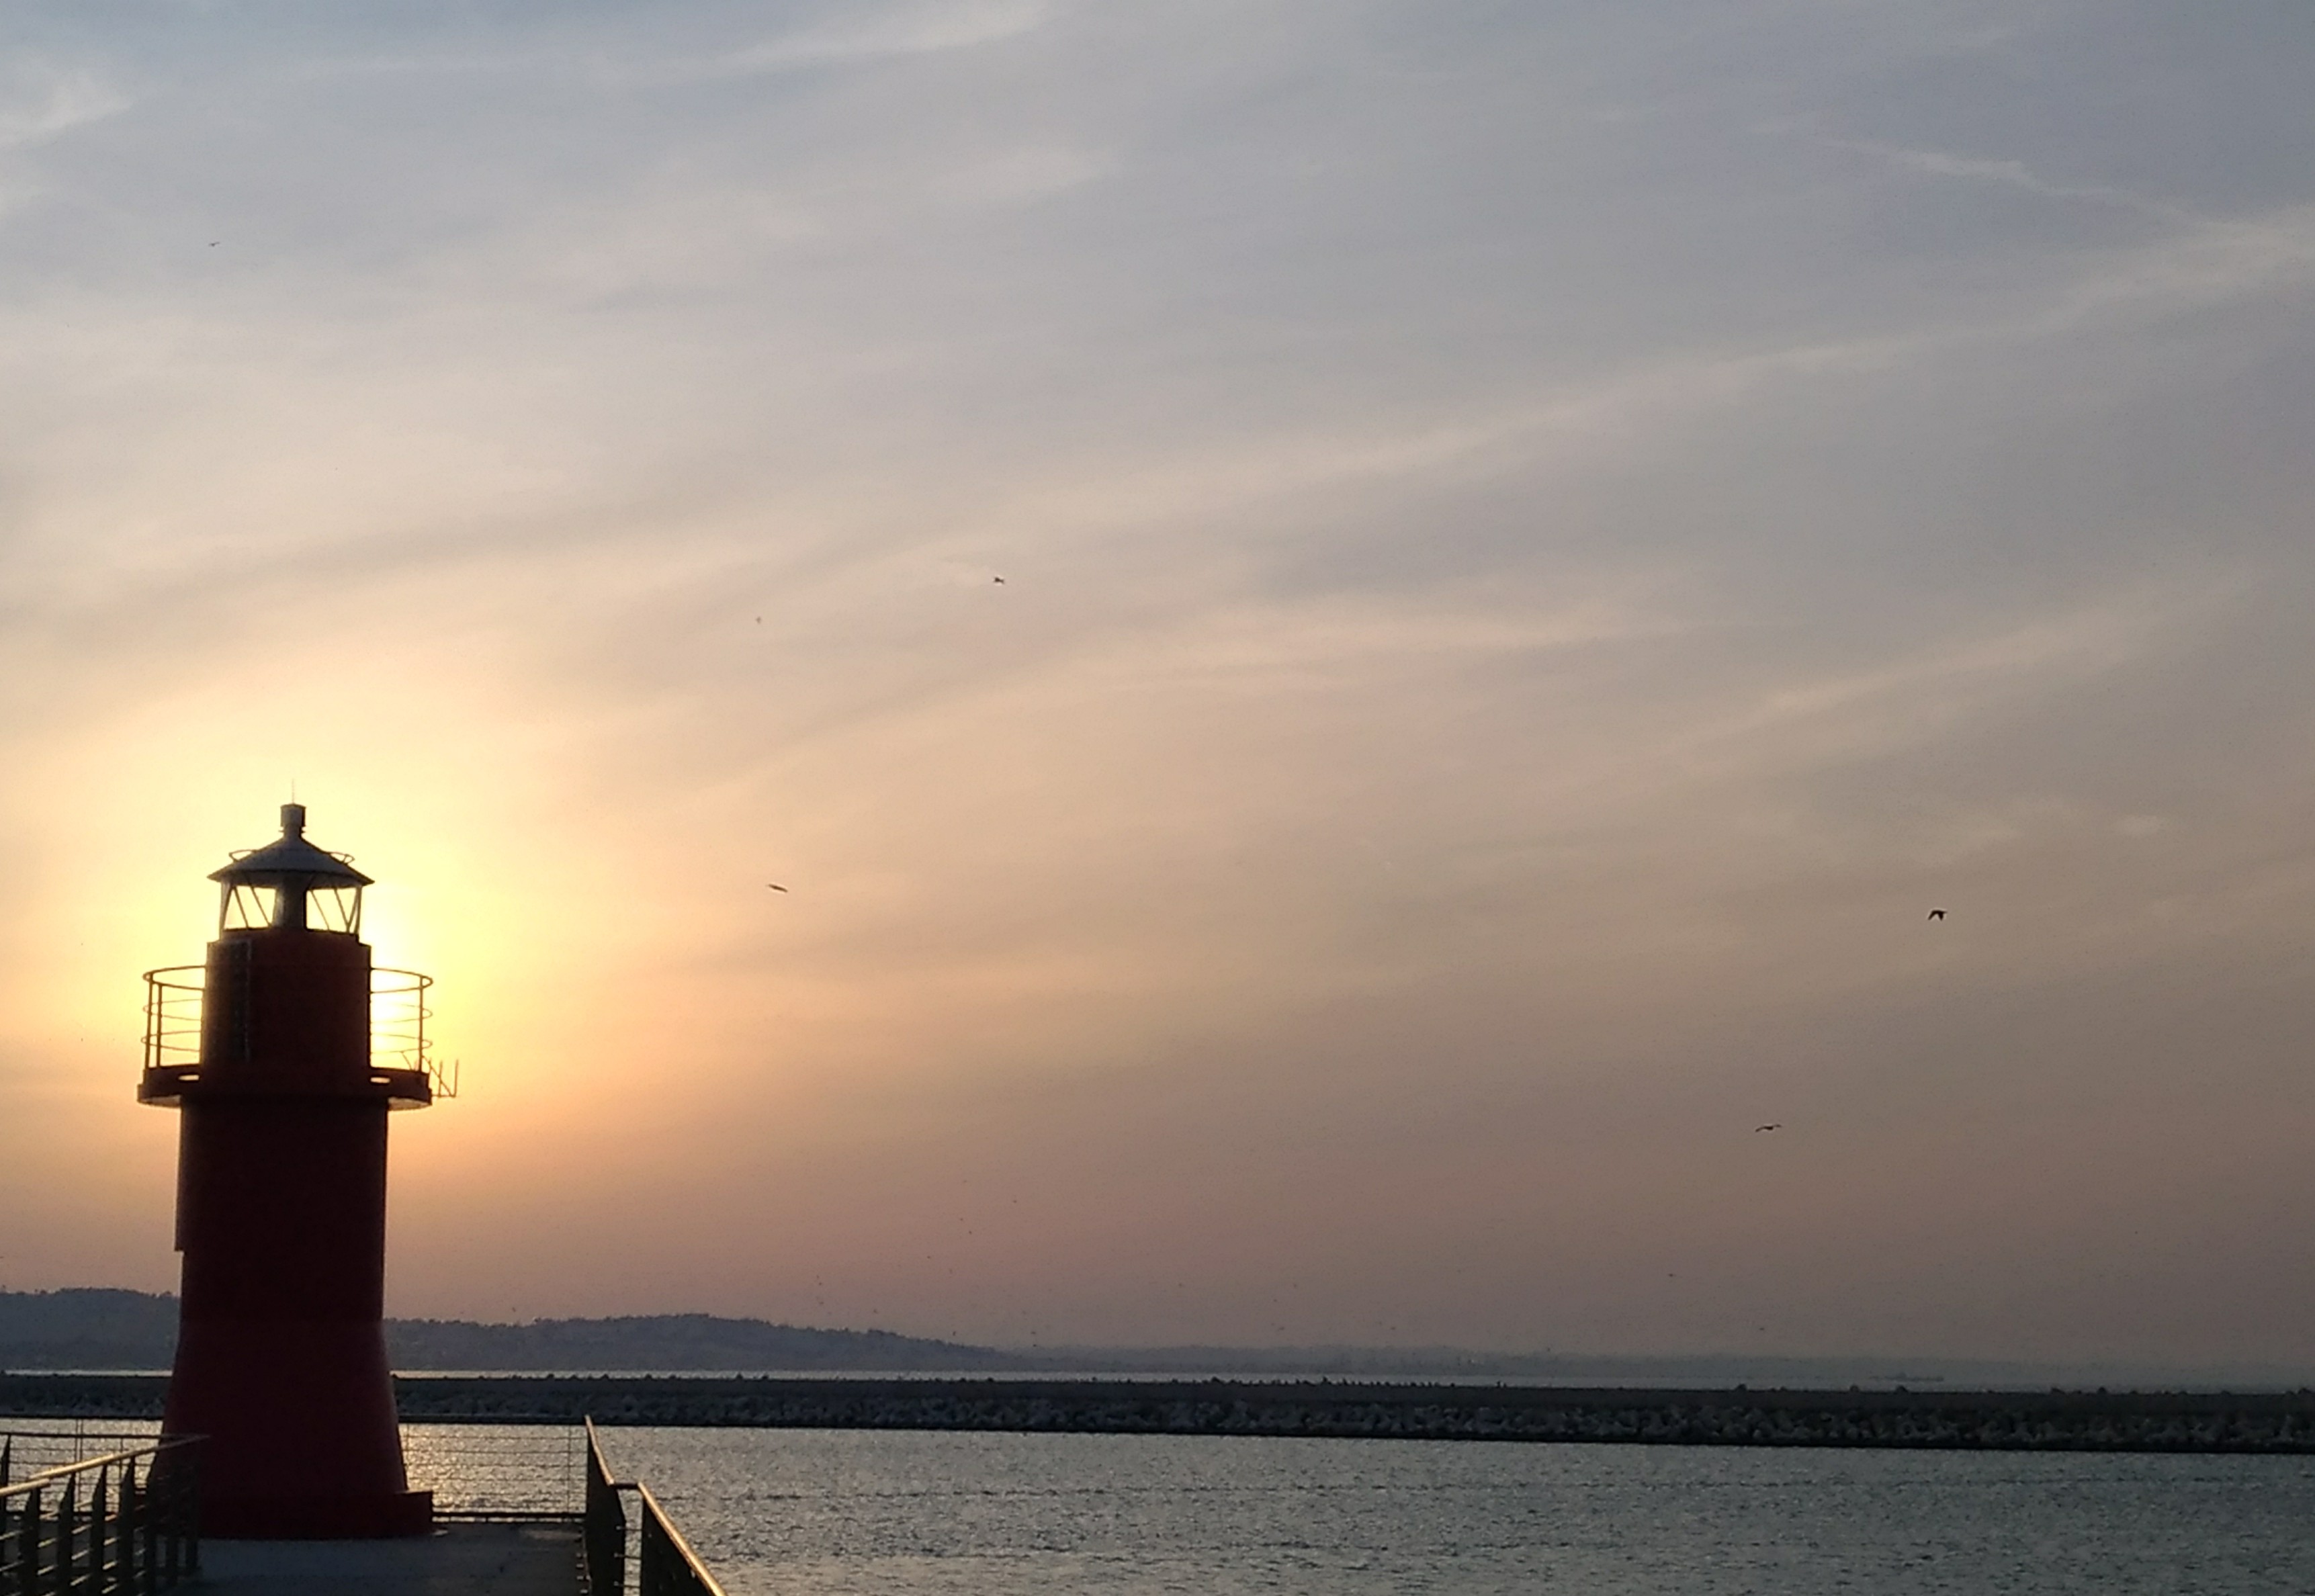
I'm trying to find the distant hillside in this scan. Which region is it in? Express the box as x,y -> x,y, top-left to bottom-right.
14,1290 -> 2300,1388
0,1293 -> 2085,1384
0,1289 -> 178,1370
383,1314 -> 1029,1372
0,1290 -> 1022,1373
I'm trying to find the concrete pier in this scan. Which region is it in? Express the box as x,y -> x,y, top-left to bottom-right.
198,1523 -> 578,1595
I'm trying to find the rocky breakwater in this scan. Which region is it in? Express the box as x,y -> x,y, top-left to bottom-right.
7,1374 -> 2312,1452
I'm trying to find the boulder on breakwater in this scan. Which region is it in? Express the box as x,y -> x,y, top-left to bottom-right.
7,1373 -> 2313,1453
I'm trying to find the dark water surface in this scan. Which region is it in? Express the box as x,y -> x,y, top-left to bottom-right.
590,1427 -> 2315,1596
13,1419 -> 2310,1593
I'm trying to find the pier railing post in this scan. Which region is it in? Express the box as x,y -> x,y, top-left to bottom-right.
17,1486 -> 38,1596
12,1485 -> 40,1595
92,1464 -> 112,1594
54,1478 -> 76,1596
118,1458 -> 139,1596
132,1459 -> 155,1596
581,1419 -> 628,1596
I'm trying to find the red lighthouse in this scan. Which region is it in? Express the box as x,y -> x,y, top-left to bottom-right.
139,805 -> 437,1538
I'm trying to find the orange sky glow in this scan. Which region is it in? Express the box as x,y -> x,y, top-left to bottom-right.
3,1 -> 2313,1373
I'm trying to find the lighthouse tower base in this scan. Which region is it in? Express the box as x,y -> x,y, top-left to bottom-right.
165,1317 -> 433,1538
160,1063 -> 433,1538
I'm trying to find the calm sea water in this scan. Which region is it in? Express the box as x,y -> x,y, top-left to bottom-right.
582,1427 -> 2315,1596
15,1419 -> 2312,1593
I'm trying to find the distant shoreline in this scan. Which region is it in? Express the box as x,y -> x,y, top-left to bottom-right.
11,1290 -> 2309,1392
7,1374 -> 2312,1453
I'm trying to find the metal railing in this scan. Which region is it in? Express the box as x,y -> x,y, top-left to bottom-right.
582,1420 -> 726,1596
0,1435 -> 202,1593
139,965 -> 459,1100
0,1427 -> 164,1484
583,1422 -> 625,1596
140,970 -> 204,1076
402,1423 -> 582,1521
635,1487 -> 722,1596
370,969 -> 458,1100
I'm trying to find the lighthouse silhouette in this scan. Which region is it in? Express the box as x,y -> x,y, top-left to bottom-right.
139,804 -> 437,1538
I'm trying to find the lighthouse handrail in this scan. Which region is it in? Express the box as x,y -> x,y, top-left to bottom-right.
371,967 -> 459,1099
140,966 -> 208,1073
140,964 -> 459,1099
0,1433 -> 203,1593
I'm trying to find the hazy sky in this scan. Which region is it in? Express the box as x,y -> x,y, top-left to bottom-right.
3,1 -> 2312,1370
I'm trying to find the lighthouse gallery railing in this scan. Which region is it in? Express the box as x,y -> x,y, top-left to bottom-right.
0,1435 -> 202,1593
140,965 -> 459,1101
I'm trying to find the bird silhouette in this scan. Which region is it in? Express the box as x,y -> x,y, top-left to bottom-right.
992,575 -> 1006,584
766,883 -> 788,893
1755,1123 -> 1782,1133
1927,908 -> 1947,920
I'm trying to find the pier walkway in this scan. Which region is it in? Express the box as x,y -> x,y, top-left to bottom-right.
198,1523 -> 580,1595
3,1421 -> 722,1596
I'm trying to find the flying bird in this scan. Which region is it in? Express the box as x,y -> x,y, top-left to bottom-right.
766,883 -> 788,893
992,575 -> 1006,584
1755,1123 -> 1782,1133
1927,908 -> 1947,920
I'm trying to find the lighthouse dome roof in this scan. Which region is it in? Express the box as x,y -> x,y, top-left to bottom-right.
209,803 -> 374,889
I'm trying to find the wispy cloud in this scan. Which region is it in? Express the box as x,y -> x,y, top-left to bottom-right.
660,0 -> 1057,83
939,144 -> 1110,208
0,62 -> 127,150
1840,138 -> 2199,224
